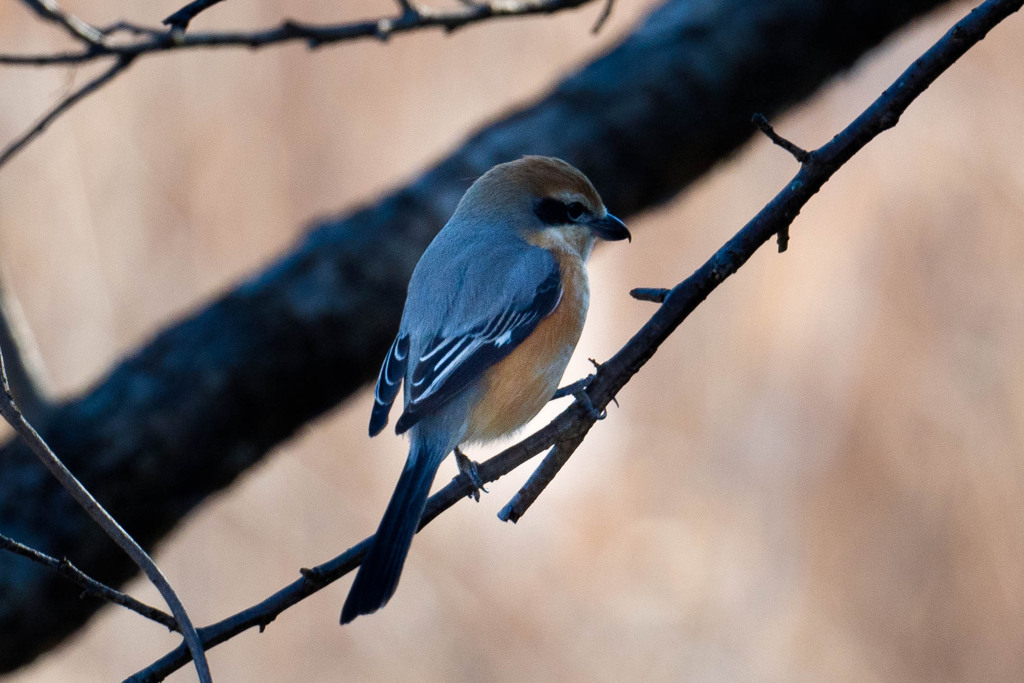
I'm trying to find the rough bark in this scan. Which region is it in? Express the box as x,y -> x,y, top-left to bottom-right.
0,0 -> 951,670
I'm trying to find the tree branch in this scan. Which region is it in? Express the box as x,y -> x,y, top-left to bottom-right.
0,348 -> 212,682
127,0 -> 1024,678
751,112 -> 810,163
20,0 -> 104,45
0,0 -> 962,670
590,0 -> 614,33
0,0 -> 601,171
0,532 -> 177,631
0,275 -> 51,426
162,0 -> 230,30
0,55 -> 136,169
1,0 -> 601,65
628,287 -> 670,303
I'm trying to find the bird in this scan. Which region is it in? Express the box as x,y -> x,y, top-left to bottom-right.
341,155 -> 629,624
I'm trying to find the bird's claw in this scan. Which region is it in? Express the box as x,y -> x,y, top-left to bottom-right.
574,389 -> 607,421
454,447 -> 487,501
552,374 -> 594,400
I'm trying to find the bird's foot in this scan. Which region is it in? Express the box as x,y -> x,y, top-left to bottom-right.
454,447 -> 487,501
552,374 -> 594,400
573,388 -> 607,421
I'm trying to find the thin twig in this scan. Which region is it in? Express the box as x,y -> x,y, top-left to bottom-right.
0,275 -> 52,424
0,0 -> 597,174
392,0 -> 420,19
21,0 -> 104,45
163,0 -> 231,30
591,0 -> 613,33
0,347 -> 213,681
0,532 -> 178,631
751,112 -> 810,163
0,55 -> 136,170
751,112 -> 812,251
97,21 -> 167,38
551,374 -> 593,399
629,287 -> 670,303
127,0 -> 1024,677
497,436 -> 584,523
0,0 -> 599,66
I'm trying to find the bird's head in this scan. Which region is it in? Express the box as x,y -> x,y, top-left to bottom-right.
452,156 -> 630,258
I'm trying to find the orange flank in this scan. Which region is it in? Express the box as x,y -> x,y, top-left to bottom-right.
464,233 -> 589,443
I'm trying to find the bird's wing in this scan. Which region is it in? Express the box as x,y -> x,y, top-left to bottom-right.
393,248 -> 562,434
369,334 -> 410,437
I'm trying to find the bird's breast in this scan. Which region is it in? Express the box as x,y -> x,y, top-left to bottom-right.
463,248 -> 589,444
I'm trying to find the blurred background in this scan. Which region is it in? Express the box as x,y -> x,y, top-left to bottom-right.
2,0 -> 1024,680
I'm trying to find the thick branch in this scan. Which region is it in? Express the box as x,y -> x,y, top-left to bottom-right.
0,0 -> 958,670
128,0 -> 1024,677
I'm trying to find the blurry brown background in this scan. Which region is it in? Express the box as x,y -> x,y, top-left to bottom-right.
2,0 -> 1024,680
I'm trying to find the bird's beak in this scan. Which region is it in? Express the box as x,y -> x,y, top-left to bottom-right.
587,213 -> 631,242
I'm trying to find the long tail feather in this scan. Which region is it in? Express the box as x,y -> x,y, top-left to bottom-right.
341,439 -> 447,624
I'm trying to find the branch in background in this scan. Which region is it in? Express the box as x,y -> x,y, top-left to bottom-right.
128,0 -> 1024,677
21,0 -> 104,45
162,0 -> 229,30
0,275 -> 51,426
0,0 -> 603,170
0,0 -> 959,670
0,55 -> 135,175
590,0 -> 614,33
0,532 -> 177,631
0,349 -> 213,682
2,0 -> 603,66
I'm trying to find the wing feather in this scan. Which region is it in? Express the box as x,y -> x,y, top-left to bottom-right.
369,334 -> 409,437
394,263 -> 562,434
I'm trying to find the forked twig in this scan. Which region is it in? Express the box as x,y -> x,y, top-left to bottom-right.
0,532 -> 178,631
0,345 -> 213,681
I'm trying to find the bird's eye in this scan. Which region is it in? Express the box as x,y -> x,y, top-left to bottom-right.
535,198 -> 587,225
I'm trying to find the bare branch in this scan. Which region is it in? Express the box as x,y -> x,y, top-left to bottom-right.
126,0 -> 1024,678
551,374 -> 594,399
0,347 -> 212,681
0,0 -> 600,66
21,0 -> 104,45
591,0 -> 614,33
628,287 -> 670,303
0,0 -> 599,178
750,113 -> 809,251
751,112 -> 810,163
0,275 -> 51,425
0,56 -> 136,170
97,22 -> 166,39
0,0 -> 969,668
0,533 -> 178,631
497,437 -> 583,523
163,0 -> 231,30
392,0 -> 420,19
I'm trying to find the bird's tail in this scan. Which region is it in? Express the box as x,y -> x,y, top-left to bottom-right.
341,438 -> 448,624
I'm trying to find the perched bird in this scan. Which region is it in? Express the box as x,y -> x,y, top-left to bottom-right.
341,156 -> 629,624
